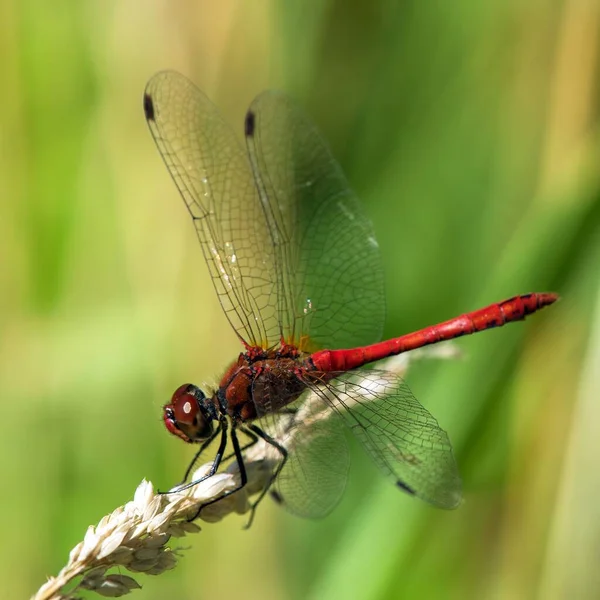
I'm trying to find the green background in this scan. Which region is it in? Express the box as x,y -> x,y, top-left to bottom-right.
2,1 -> 599,598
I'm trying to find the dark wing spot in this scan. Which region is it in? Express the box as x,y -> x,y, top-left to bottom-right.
270,490 -> 284,505
143,93 -> 155,121
396,480 -> 416,496
245,110 -> 256,137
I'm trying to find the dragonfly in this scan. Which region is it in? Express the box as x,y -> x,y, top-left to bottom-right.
143,70 -> 558,523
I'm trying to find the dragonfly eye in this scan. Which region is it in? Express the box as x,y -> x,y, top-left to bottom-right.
163,384 -> 214,443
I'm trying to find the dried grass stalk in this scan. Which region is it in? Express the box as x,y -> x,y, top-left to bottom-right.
32,458 -> 273,600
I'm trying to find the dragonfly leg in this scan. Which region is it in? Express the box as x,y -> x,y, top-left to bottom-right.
222,427 -> 259,461
157,420 -> 226,495
188,424 -> 250,521
180,427 -> 221,484
242,424 -> 288,529
169,418 -> 227,496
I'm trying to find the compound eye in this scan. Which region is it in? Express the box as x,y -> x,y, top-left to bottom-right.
171,391 -> 199,425
172,383 -> 205,403
163,384 -> 212,443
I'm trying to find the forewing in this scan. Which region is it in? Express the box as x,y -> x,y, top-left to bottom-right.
303,370 -> 462,509
143,71 -> 280,347
245,92 -> 385,351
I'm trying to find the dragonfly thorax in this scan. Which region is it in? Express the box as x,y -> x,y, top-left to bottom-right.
218,354 -> 307,422
163,383 -> 217,443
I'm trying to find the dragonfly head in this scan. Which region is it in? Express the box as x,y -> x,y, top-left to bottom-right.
163,383 -> 215,443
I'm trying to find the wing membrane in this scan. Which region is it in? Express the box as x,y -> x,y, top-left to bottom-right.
245,91 -> 385,351
303,369 -> 462,508
144,71 -> 280,347
268,401 -> 350,518
145,73 -> 385,351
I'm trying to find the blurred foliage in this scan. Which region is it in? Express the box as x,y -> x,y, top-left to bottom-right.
1,0 -> 599,599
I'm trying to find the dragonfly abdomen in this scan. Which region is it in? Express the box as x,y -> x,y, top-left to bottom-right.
310,293 -> 558,372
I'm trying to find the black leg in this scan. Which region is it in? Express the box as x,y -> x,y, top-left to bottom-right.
171,418 -> 228,493
222,427 -> 258,461
242,424 -> 288,529
189,423 -> 251,521
231,426 -> 247,486
180,427 -> 221,484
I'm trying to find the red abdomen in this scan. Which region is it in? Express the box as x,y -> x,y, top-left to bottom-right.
310,293 -> 559,372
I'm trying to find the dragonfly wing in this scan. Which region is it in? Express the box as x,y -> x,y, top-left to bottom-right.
255,396 -> 350,519
245,91 -> 385,352
303,369 -> 462,509
144,71 -> 281,348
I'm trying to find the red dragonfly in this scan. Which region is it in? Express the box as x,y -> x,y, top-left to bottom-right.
143,71 -> 558,522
